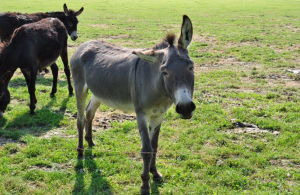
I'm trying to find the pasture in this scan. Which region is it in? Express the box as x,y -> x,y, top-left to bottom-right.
0,0 -> 300,194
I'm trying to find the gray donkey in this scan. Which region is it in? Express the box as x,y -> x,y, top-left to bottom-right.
71,15 -> 196,194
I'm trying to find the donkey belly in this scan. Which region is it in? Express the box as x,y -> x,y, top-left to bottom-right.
86,73 -> 135,112
94,95 -> 135,112
37,51 -> 60,70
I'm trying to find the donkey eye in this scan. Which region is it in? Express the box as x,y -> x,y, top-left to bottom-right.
162,72 -> 168,76
68,22 -> 73,27
189,67 -> 194,71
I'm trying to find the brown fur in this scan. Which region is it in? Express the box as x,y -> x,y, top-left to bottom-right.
0,18 -> 73,115
0,4 -> 83,42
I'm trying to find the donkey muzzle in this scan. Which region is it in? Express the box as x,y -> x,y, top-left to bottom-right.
70,31 -> 78,41
176,101 -> 196,119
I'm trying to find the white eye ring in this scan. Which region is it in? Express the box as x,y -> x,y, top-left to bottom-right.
68,22 -> 73,27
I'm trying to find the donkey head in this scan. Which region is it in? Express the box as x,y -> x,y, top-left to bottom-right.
63,4 -> 84,41
0,71 -> 11,118
133,15 -> 196,119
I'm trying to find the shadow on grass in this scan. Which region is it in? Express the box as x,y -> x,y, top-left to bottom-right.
150,179 -> 164,195
9,75 -> 69,89
0,96 -> 71,141
73,149 -> 111,195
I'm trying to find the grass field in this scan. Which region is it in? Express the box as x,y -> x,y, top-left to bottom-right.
0,0 -> 300,194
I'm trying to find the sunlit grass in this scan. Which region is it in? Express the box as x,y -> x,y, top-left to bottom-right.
0,0 -> 300,194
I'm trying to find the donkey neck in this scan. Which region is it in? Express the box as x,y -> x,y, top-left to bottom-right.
135,59 -> 170,108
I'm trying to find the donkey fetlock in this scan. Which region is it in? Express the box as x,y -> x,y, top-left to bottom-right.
77,147 -> 84,159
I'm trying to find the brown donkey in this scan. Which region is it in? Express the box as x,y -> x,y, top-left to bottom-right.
0,18 -> 72,117
0,4 -> 83,42
71,15 -> 195,194
0,4 -> 83,75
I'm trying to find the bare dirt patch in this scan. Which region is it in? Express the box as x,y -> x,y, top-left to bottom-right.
161,24 -> 180,31
226,122 -> 279,135
270,44 -> 300,53
88,23 -> 110,29
0,137 -> 14,146
29,163 -> 73,172
270,159 -> 300,169
228,127 -> 279,135
93,111 -> 136,130
193,34 -> 218,45
41,129 -> 76,139
208,57 -> 258,68
103,34 -> 131,40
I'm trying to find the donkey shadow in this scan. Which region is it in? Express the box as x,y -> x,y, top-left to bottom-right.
0,96 -> 71,141
9,76 -> 69,89
150,181 -> 163,195
73,149 -> 111,195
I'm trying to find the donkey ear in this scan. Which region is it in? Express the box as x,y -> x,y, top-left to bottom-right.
63,4 -> 70,16
132,50 -> 164,63
178,15 -> 193,49
75,7 -> 84,16
0,71 -> 11,84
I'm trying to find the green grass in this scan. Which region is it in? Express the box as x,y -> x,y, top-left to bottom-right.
1,0 -> 300,194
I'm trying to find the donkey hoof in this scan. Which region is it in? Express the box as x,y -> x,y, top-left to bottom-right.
88,142 -> 95,147
153,175 -> 163,183
69,93 -> 74,97
151,170 -> 163,183
30,111 -> 35,115
50,93 -> 55,98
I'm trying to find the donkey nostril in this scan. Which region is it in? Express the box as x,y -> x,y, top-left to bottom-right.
190,102 -> 196,112
176,104 -> 182,114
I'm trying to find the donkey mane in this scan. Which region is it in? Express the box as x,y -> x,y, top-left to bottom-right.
44,10 -> 76,16
153,33 -> 176,50
0,27 -> 25,62
0,41 -> 12,60
0,42 -> 9,53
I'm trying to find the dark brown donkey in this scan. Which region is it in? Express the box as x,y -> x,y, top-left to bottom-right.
0,4 -> 83,75
0,18 -> 72,117
0,4 -> 83,42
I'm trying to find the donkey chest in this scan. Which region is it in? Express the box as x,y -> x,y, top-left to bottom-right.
145,99 -> 173,117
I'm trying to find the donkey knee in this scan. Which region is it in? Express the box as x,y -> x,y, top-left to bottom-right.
76,117 -> 86,130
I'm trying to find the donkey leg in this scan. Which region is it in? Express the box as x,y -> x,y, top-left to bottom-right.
149,115 -> 164,182
75,84 -> 88,158
21,69 -> 37,104
85,95 -> 101,147
60,47 -> 74,96
28,67 -> 38,115
50,63 -> 58,98
136,113 -> 152,195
